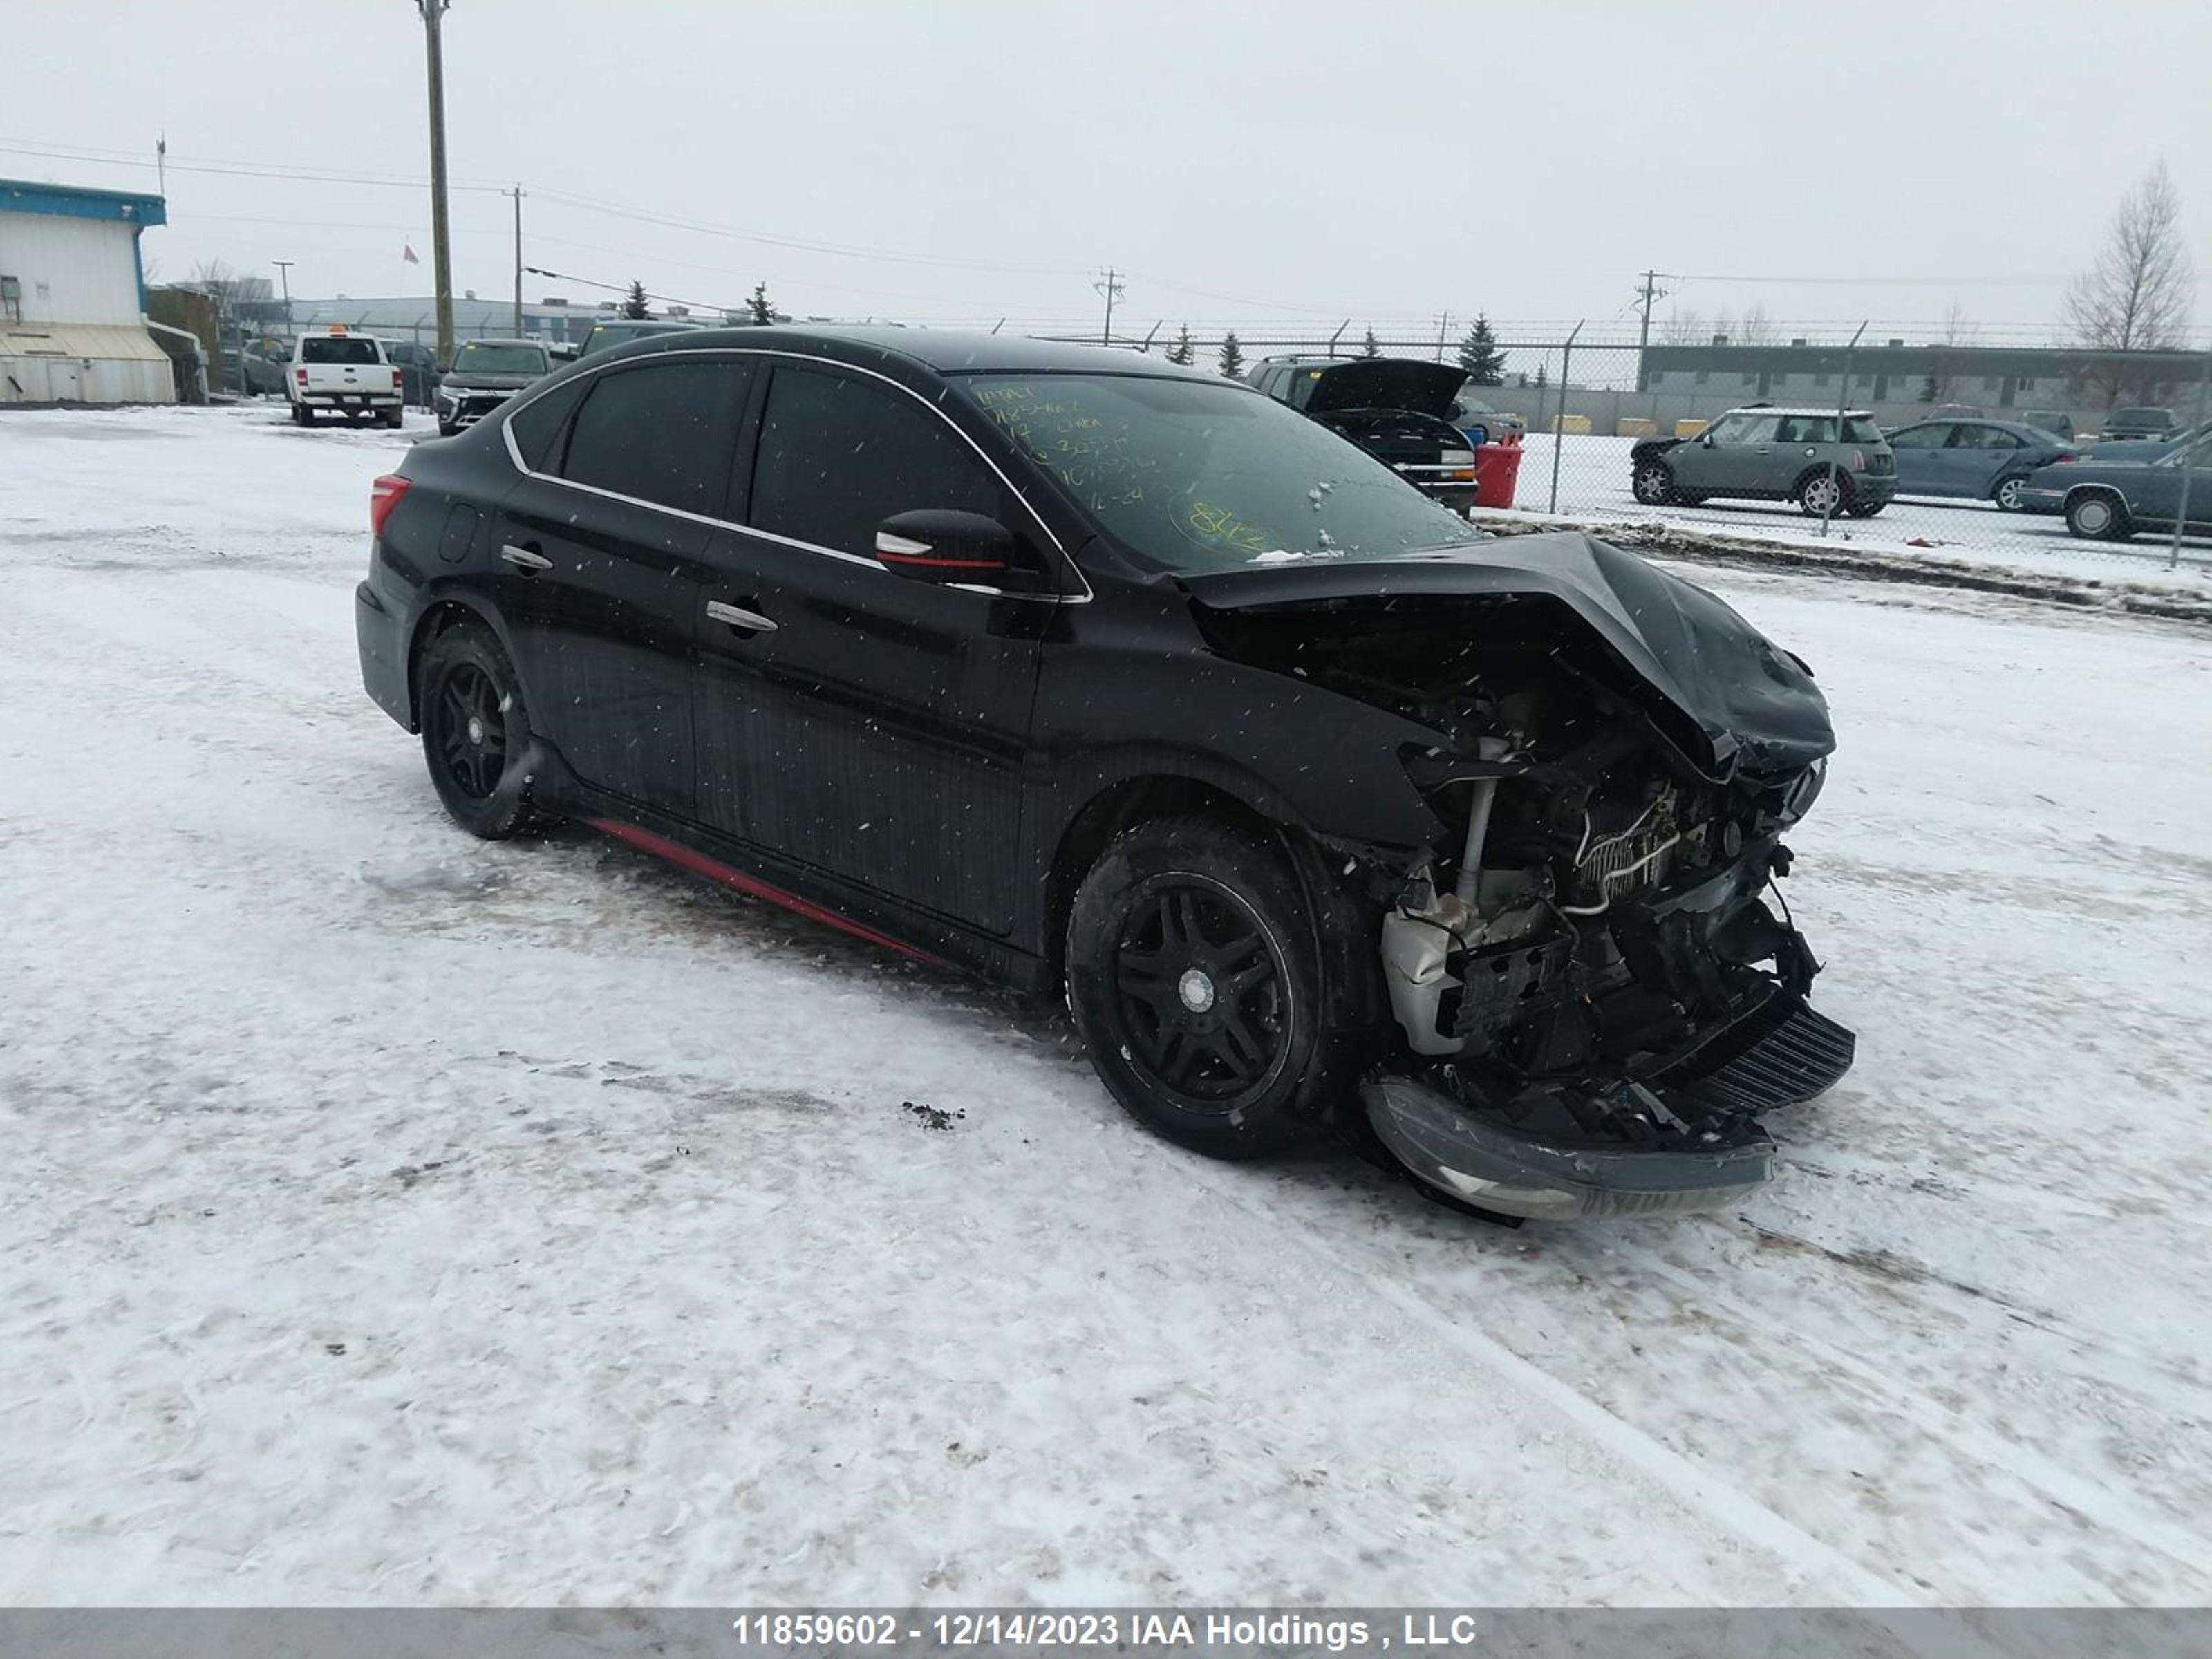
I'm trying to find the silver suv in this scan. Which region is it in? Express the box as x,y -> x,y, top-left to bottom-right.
1631,406 -> 1897,518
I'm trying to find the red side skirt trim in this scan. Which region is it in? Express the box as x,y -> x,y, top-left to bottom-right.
586,818 -> 942,966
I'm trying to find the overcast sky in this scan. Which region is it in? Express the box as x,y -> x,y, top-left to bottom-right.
7,1 -> 2209,345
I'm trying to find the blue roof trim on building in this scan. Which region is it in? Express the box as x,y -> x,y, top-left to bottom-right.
0,178 -> 168,227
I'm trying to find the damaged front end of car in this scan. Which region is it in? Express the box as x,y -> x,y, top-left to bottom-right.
1188,533 -> 1857,1220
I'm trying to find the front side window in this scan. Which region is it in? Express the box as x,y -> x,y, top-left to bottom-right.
964,373 -> 1480,577
1705,412 -> 1768,445
558,360 -> 749,517
1887,423 -> 1949,450
750,366 -> 1001,557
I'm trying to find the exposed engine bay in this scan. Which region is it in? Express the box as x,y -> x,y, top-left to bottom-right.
1199,582 -> 1857,1221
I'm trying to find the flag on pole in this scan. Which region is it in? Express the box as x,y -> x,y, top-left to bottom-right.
402,243 -> 420,265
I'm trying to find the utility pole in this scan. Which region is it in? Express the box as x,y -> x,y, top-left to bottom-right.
510,185 -> 523,337
416,0 -> 456,366
155,132 -> 167,199
272,260 -> 294,344
1631,268 -> 1676,393
1093,268 -> 1125,346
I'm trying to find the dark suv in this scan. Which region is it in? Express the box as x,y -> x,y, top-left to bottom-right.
355,329 -> 1852,1221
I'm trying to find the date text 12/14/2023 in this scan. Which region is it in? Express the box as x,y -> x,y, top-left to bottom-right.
728,1611 -> 1502,1651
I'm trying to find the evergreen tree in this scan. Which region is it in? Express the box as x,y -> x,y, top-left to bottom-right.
1218,331 -> 1244,379
1455,314 -> 1506,385
1165,324 -> 1193,366
1360,328 -> 1381,359
621,280 -> 650,320
749,281 -> 776,326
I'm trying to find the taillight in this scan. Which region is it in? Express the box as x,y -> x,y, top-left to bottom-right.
391,368 -> 403,389
294,367 -> 308,385
369,474 -> 410,538
2053,453 -> 2077,464
1850,448 -> 1867,471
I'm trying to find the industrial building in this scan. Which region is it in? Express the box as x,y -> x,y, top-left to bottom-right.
0,178 -> 173,404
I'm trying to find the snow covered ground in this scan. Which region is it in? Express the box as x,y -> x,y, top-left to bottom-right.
2,402 -> 2209,1606
1503,432 -> 2212,594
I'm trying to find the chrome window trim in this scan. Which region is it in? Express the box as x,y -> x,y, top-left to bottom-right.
497,346 -> 1092,603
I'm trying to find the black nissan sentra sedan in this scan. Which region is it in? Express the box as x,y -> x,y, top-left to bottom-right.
356,328 -> 1853,1221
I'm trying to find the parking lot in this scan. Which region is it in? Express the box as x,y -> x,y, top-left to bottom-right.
3,403 -> 2209,1604
1492,432 -> 2212,592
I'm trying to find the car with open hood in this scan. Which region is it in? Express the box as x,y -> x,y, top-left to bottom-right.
1246,355 -> 1481,510
355,329 -> 1853,1221
433,337 -> 553,436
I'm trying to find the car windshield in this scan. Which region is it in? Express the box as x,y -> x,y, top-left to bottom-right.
2112,409 -> 2172,426
964,374 -> 1483,576
452,342 -> 546,374
301,337 -> 380,364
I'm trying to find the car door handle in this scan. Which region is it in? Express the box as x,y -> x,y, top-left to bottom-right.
500,544 -> 553,571
706,599 -> 778,634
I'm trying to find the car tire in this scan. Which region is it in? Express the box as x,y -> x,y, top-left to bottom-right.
1796,470 -> 1850,517
292,402 -> 311,427
1632,458 -> 1676,506
1992,474 -> 2031,513
414,621 -> 549,840
1065,816 -> 1342,1159
438,422 -> 458,438
382,408 -> 404,430
2065,491 -> 2132,542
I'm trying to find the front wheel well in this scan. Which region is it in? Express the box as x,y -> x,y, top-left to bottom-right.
1044,777 -> 1291,987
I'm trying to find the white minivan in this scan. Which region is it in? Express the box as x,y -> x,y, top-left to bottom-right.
287,328 -> 404,428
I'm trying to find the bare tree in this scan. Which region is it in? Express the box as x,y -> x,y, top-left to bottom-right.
1922,299 -> 1975,403
1737,302 -> 1779,346
1659,309 -> 1707,347
2063,160 -> 2194,404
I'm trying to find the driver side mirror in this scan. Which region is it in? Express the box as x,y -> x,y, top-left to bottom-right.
1699,432 -> 1717,447
874,509 -> 1018,582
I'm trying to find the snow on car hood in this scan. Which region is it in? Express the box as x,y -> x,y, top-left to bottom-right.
1178,529 -> 1836,774
1298,359 -> 1468,419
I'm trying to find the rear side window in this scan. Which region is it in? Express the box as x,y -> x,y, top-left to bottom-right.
302,337 -> 381,364
1841,415 -> 1883,443
1774,415 -> 1837,444
749,366 -> 1000,557
558,360 -> 750,518
505,377 -> 588,470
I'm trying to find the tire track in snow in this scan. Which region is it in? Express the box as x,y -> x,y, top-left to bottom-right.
1591,1228 -> 2212,1589
1163,1166 -> 1921,1605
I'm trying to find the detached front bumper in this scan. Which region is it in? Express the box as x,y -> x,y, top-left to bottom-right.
1364,991 -> 1854,1220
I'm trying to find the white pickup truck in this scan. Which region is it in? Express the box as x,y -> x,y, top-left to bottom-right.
287,328 -> 404,428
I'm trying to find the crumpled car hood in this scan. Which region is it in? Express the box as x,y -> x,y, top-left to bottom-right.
1177,529 -> 1835,775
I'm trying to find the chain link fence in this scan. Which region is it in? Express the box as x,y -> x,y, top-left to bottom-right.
1053,326 -> 2212,577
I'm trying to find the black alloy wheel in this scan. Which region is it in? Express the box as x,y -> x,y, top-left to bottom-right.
1111,877 -> 1290,1108
1066,817 -> 1349,1158
415,621 -> 545,838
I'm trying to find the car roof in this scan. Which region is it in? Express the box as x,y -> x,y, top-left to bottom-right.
456,337 -> 544,349
1729,405 -> 1873,418
593,324 -> 1230,381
